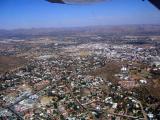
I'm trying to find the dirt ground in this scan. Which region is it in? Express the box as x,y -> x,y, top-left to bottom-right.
91,60 -> 121,84
0,56 -> 27,74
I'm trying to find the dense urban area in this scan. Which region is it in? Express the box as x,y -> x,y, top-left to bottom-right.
0,25 -> 160,120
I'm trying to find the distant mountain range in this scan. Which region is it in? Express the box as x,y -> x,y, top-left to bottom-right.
0,24 -> 160,39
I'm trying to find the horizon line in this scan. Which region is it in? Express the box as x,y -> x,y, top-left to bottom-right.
1,24 -> 160,31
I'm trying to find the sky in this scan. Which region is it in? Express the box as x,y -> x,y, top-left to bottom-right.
0,0 -> 160,29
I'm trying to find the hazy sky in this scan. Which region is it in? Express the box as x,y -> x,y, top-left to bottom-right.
0,0 -> 160,29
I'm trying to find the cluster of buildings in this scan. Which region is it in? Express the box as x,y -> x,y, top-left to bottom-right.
0,40 -> 160,119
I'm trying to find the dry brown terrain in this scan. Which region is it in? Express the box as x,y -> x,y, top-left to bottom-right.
0,56 -> 27,74
91,60 -> 121,84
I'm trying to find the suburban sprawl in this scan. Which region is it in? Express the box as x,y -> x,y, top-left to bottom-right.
0,25 -> 160,120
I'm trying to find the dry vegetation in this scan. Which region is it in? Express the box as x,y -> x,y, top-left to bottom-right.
91,60 -> 121,84
0,56 -> 27,74
147,79 -> 160,98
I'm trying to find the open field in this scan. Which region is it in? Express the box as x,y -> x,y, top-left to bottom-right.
0,56 -> 27,74
91,60 -> 121,84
